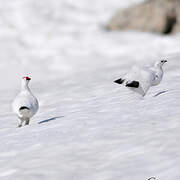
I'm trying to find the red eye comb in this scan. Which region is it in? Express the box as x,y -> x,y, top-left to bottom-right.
23,76 -> 31,80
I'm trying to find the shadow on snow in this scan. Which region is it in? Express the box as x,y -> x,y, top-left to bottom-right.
38,116 -> 64,124
154,90 -> 168,97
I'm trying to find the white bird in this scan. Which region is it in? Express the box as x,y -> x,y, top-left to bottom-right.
114,60 -> 167,96
12,76 -> 39,127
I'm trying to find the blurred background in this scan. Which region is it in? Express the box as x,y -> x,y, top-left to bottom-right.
0,0 -> 180,90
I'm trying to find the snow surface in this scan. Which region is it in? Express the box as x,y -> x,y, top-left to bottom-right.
0,0 -> 180,179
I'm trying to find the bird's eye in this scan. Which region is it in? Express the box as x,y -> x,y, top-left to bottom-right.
23,76 -> 31,80
26,77 -> 31,80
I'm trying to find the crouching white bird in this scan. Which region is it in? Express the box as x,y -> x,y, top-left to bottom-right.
114,60 -> 167,96
12,76 -> 39,127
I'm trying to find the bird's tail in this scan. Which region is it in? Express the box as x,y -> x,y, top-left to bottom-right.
19,106 -> 30,118
114,78 -> 125,84
126,81 -> 139,88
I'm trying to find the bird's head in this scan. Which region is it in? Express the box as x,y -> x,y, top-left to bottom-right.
155,60 -> 167,67
22,76 -> 31,85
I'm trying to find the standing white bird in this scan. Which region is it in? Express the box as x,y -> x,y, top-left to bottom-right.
12,76 -> 39,127
114,60 -> 167,96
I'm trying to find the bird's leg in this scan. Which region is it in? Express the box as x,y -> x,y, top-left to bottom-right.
25,118 -> 30,125
18,118 -> 23,128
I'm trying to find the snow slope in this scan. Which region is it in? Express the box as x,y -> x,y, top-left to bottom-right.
0,0 -> 180,179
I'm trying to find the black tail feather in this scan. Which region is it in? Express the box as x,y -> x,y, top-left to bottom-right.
114,78 -> 125,84
126,81 -> 139,88
19,106 -> 30,111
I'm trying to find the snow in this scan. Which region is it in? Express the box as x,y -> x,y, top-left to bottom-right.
0,0 -> 180,179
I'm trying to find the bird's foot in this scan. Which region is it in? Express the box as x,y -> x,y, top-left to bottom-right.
25,119 -> 30,125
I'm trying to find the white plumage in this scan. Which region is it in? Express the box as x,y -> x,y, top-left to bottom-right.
12,76 -> 39,127
114,60 -> 167,96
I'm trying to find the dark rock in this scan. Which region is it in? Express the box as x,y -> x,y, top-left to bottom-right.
107,0 -> 180,34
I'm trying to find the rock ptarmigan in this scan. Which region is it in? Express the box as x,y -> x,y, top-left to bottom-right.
12,76 -> 39,127
114,60 -> 167,96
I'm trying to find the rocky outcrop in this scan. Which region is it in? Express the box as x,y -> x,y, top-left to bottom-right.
107,0 -> 180,34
